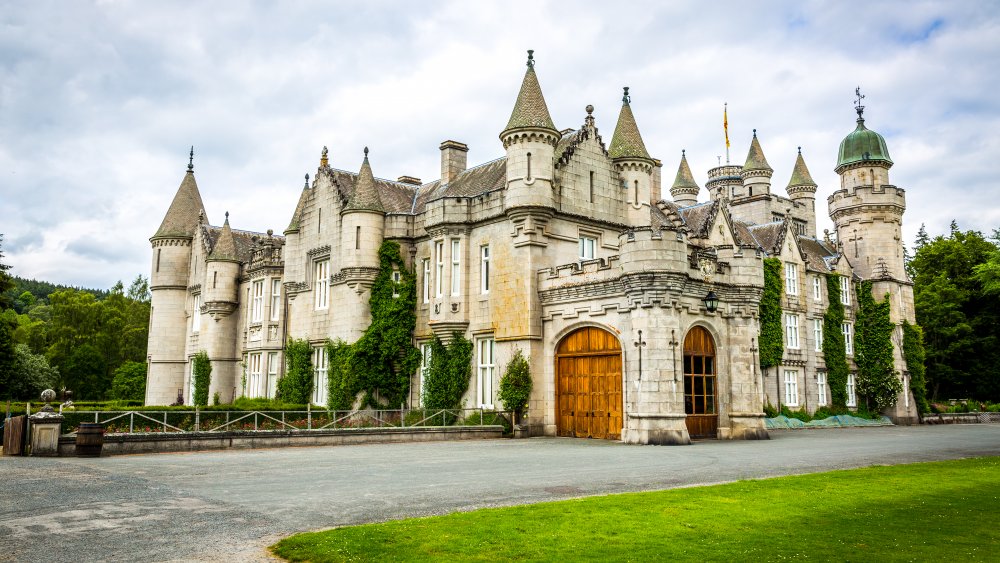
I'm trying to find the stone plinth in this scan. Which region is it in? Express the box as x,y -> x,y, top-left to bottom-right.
29,412 -> 64,456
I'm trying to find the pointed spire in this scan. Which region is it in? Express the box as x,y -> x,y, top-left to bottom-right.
208,211 -> 239,261
609,87 -> 651,161
284,174 -> 311,234
743,129 -> 773,172
787,147 -> 817,188
502,50 -> 557,134
672,150 -> 699,191
153,148 -> 208,239
344,147 -> 384,213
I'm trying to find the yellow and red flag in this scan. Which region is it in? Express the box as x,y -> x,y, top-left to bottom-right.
724,103 -> 730,149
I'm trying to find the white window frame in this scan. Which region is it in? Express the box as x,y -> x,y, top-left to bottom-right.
191,294 -> 201,333
477,337 -> 495,408
266,352 -> 279,399
251,280 -> 264,322
314,260 -> 330,310
434,241 -> 444,298
785,313 -> 800,349
450,239 -> 461,297
270,279 -> 281,321
480,245 -> 490,294
422,258 -> 430,304
813,277 -> 822,302
814,318 -> 823,352
392,270 -> 401,298
579,236 -> 597,260
843,322 -> 854,355
783,369 -> 799,407
248,352 -> 264,398
841,276 -> 851,306
817,372 -> 828,406
419,343 -> 432,407
785,263 -> 798,296
312,346 -> 328,405
847,373 -> 857,407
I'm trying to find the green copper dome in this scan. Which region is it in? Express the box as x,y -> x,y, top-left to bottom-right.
837,117 -> 892,170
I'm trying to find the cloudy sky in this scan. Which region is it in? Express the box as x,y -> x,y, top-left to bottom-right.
2,1 -> 999,289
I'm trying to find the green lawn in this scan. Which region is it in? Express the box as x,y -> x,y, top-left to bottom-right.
271,456 -> 1000,562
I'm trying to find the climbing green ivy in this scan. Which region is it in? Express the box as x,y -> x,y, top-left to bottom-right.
192,350 -> 211,406
855,281 -> 902,412
823,274 -> 849,407
902,321 -> 929,414
759,258 -> 784,369
278,338 -> 313,404
326,240 -> 421,409
423,332 -> 473,410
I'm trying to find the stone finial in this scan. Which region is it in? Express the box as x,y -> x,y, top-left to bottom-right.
622,86 -> 630,104
304,173 -> 310,189
198,209 -> 205,225
364,146 -> 369,158
526,49 -> 534,68
584,104 -> 595,128
320,146 -> 329,167
267,229 -> 273,238
188,146 -> 194,172
224,211 -> 229,222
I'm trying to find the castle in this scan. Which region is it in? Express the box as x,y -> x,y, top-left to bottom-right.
145,52 -> 919,444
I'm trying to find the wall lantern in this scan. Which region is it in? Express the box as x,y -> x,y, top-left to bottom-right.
703,291 -> 719,313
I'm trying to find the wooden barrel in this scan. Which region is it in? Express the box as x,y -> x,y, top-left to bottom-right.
75,423 -> 104,457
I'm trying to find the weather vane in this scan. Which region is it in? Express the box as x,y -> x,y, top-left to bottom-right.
854,86 -> 866,118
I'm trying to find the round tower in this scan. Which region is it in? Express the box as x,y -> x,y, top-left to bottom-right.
340,147 -> 385,271
786,147 -> 818,236
146,148 -> 205,405
740,130 -> 773,198
669,150 -> 700,207
501,50 -> 560,212
202,212 -> 242,403
609,87 -> 655,226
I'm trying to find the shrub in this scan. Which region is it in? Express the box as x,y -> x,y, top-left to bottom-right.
780,405 -> 811,422
192,350 -> 211,406
497,349 -> 532,419
902,321 -> 930,414
462,410 -> 512,433
763,401 -> 778,418
278,338 -> 313,404
423,333 -> 473,410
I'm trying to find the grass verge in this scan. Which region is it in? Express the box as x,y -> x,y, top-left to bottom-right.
271,456 -> 1000,562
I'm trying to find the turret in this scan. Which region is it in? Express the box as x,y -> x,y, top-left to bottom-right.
203,212 -> 241,308
786,147 -> 818,236
340,147 -> 385,270
740,130 -> 773,197
669,150 -> 700,207
201,212 -> 242,403
501,50 -> 560,211
146,148 -> 206,405
609,87 -> 655,226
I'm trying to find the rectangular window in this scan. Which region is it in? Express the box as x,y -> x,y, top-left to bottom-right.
814,318 -> 823,352
817,372 -> 828,406
250,280 -> 264,322
477,338 -> 495,408
579,236 -> 597,260
392,270 -> 401,298
589,171 -> 595,202
314,260 -> 329,310
451,239 -> 461,296
422,258 -> 430,303
480,245 -> 490,294
843,322 -> 854,355
813,277 -> 822,302
312,346 -> 328,405
247,352 -> 262,399
419,343 -> 432,407
270,279 -> 281,321
785,313 -> 800,349
192,294 -> 201,333
785,263 -> 798,295
355,225 -> 360,250
267,352 -> 279,399
435,241 -> 444,298
841,276 -> 851,306
847,373 -> 857,407
783,370 -> 799,406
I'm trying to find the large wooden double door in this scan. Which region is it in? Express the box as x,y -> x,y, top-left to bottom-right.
556,327 -> 623,440
684,326 -> 719,439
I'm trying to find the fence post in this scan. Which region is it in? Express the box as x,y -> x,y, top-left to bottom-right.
254,412 -> 258,431
307,403 -> 312,430
163,412 -> 167,433
195,406 -> 200,432
129,412 -> 134,433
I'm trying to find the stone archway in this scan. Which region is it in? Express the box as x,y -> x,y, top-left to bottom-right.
555,327 -> 623,440
683,326 -> 718,439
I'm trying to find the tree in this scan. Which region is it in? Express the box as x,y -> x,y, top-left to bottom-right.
498,349 -> 532,422
278,338 -> 313,404
110,360 -> 147,402
0,310 -> 17,400
6,344 -> 59,400
192,350 -> 212,406
0,234 -> 15,310
63,343 -> 108,399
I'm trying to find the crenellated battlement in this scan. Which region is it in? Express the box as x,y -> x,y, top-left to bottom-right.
828,184 -> 906,224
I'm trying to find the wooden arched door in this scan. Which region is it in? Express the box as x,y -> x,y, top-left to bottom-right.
556,327 -> 623,439
683,326 -> 718,439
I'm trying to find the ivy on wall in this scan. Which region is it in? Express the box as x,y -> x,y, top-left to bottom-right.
759,258 -> 784,369
422,332 -> 473,410
902,321 -> 930,414
192,350 -> 211,406
823,274 -> 849,407
325,240 -> 421,409
855,281 -> 902,411
278,337 -> 313,404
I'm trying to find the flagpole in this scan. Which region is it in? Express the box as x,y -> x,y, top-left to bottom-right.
724,102 -> 730,164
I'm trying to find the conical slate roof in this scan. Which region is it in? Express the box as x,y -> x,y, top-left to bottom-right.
743,131 -> 773,172
343,149 -> 384,213
502,57 -> 557,134
284,175 -> 311,234
671,151 -> 700,190
154,165 -> 207,239
609,90 -> 651,160
208,214 -> 239,261
788,149 -> 817,187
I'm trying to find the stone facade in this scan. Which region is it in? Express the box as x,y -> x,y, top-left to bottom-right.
145,54 -> 920,442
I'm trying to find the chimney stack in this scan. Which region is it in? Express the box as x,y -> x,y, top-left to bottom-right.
440,140 -> 468,185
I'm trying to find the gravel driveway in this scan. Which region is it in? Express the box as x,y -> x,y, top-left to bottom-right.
2,424 -> 999,562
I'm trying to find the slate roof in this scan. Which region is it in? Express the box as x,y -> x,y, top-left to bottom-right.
677,200 -> 719,239
797,236 -> 839,272
204,223 -> 282,264
743,133 -> 773,172
746,221 -> 786,255
344,153 -> 384,213
671,152 -> 699,190
503,66 -> 557,133
608,100 -> 651,160
787,150 -> 817,187
323,168 -> 419,214
413,157 -> 507,212
154,170 -> 207,239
